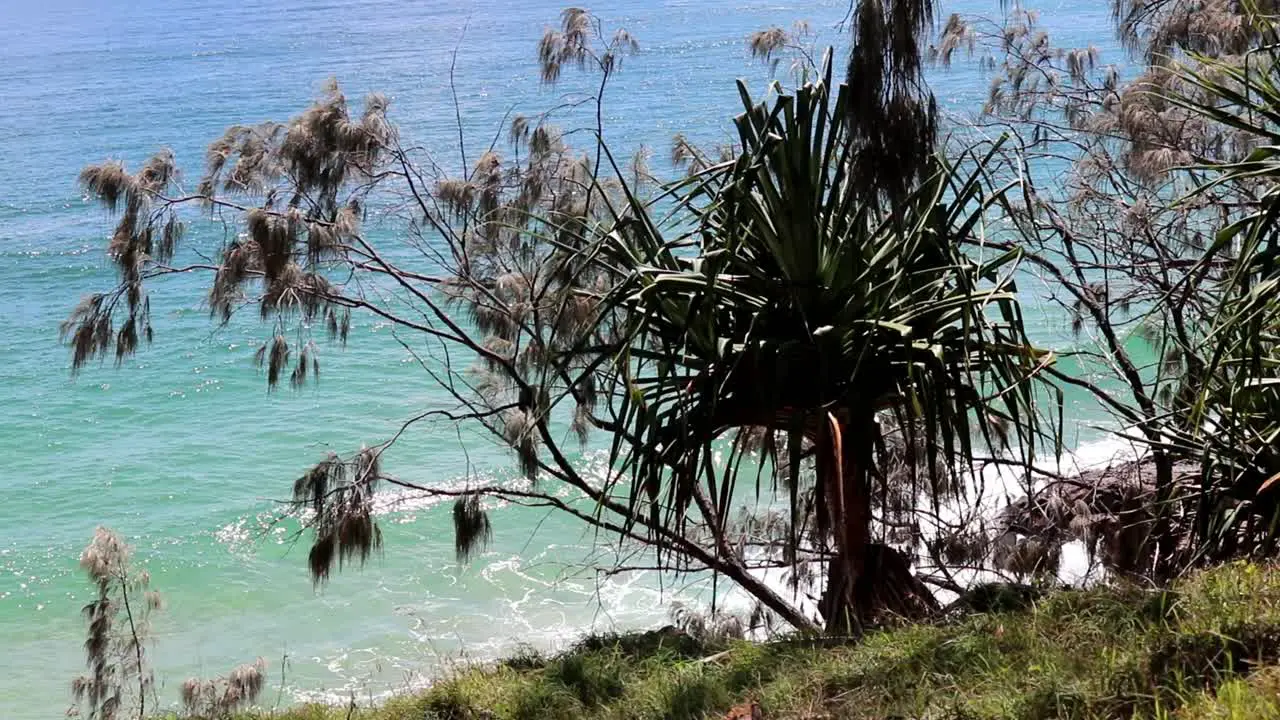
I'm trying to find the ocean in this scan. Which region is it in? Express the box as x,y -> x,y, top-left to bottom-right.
1,0 -> 1125,716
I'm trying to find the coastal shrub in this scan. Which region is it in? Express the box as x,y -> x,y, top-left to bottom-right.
507,680 -> 580,720
572,629 -> 710,661
1147,624 -> 1280,688
68,527 -> 162,720
498,644 -> 546,672
178,659 -> 267,719
59,4 -> 1053,638
66,528 -> 277,720
545,651 -> 627,707
657,667 -> 733,720
422,683 -> 482,720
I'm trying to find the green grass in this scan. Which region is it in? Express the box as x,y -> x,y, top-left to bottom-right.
226,562 -> 1280,720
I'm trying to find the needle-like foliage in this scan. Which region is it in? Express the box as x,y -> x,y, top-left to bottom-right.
69,528 -> 163,720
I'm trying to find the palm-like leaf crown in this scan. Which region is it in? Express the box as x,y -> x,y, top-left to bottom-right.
1165,44 -> 1280,558
600,53 -> 1051,567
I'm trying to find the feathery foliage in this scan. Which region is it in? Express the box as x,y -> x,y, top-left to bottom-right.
179,659 -> 268,719
70,528 -> 163,720
453,494 -> 493,564
845,0 -> 939,199
292,449 -> 383,583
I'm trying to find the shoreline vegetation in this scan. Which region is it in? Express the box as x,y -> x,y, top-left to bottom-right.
50,0 -> 1280,715
173,562 -> 1280,720
57,0 -> 1280,636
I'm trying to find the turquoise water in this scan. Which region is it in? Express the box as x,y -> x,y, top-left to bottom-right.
1,1 -> 1121,717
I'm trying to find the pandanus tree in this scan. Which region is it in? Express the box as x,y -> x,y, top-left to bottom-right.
61,10 -> 1051,635
1153,42 -> 1280,563
599,54 -> 1053,631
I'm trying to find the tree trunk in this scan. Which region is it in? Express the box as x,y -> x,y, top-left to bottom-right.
821,543 -> 939,632
1151,450 -> 1178,581
817,412 -> 937,633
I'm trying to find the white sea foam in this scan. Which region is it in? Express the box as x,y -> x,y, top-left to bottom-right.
725,429 -> 1149,623
926,428 -> 1148,596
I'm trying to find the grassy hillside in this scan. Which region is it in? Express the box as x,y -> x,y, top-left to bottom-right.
230,563 -> 1280,720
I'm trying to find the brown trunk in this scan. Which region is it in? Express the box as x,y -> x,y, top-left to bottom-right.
1151,451 -> 1178,581
818,413 -> 937,633
821,543 -> 939,632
